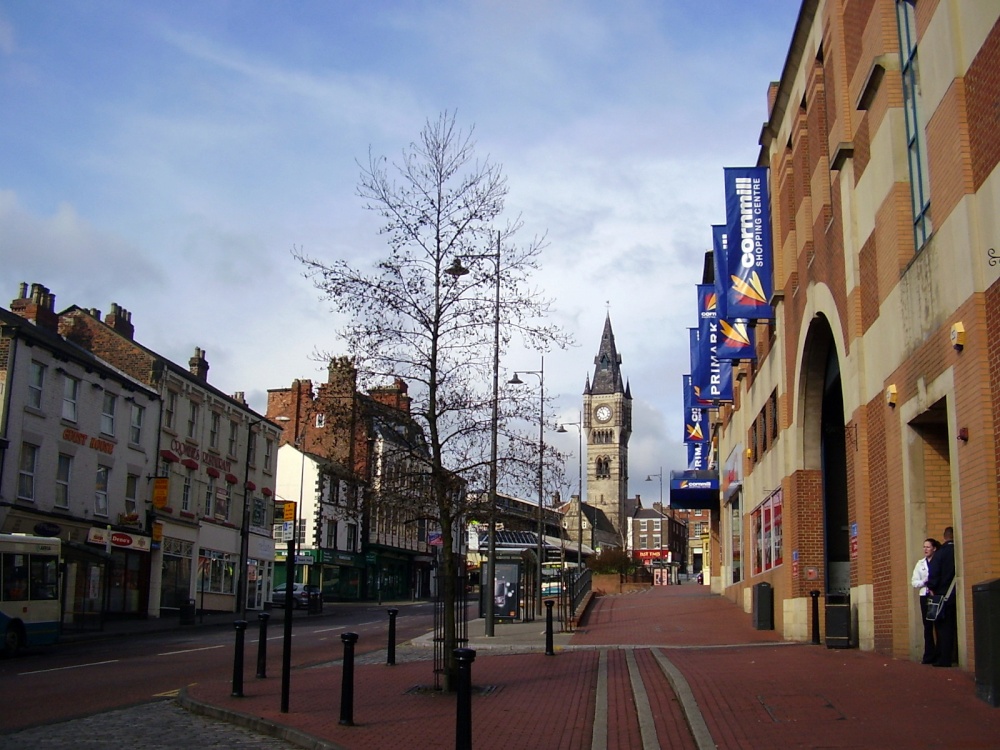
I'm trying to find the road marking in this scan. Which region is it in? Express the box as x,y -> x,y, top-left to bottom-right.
626,649 -> 659,749
156,645 -> 225,656
312,626 -> 346,634
154,689 -> 181,697
592,649 -> 608,750
19,659 -> 119,676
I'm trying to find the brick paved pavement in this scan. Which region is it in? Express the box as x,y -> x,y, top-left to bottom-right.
178,585 -> 1000,749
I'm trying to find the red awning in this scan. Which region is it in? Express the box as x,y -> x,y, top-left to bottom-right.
206,467 -> 221,478
159,449 -> 179,463
262,487 -> 273,497
244,481 -> 256,491
225,473 -> 238,484
181,458 -> 198,470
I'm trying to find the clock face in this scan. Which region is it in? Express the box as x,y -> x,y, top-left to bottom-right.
595,405 -> 613,423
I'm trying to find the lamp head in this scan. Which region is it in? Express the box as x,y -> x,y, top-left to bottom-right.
508,373 -> 524,385
445,258 -> 469,277
557,425 -> 567,433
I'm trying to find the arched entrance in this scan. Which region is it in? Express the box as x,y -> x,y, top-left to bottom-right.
800,316 -> 850,598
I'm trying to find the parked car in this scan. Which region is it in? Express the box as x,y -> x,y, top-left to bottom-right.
271,583 -> 321,609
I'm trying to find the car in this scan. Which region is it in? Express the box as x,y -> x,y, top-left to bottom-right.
271,583 -> 321,609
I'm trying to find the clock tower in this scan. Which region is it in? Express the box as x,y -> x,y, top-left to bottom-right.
583,314 -> 632,540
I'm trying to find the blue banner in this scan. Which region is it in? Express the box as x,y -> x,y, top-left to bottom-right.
689,328 -> 701,394
687,441 -> 710,471
683,374 -> 713,411
724,167 -> 774,320
695,285 -> 734,402
712,224 -> 728,321
716,318 -> 757,361
684,401 -> 710,444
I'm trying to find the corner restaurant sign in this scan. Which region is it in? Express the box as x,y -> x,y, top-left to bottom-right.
87,527 -> 151,553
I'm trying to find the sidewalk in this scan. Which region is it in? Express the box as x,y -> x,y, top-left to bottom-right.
179,586 -> 1000,749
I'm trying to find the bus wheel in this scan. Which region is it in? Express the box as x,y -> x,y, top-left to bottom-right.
3,622 -> 24,656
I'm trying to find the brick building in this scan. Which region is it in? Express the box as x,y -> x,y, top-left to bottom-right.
714,0 -> 1000,671
266,358 -> 442,601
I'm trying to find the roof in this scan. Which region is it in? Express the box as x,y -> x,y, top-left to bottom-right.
590,314 -> 625,395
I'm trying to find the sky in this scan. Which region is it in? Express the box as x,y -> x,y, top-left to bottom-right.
0,0 -> 802,504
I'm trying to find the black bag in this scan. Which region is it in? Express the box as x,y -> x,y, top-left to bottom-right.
925,579 -> 956,622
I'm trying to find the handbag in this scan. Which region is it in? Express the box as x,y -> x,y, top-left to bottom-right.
925,579 -> 957,622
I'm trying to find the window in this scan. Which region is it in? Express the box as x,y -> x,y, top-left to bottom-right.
209,412 -> 220,449
228,421 -> 238,456
346,523 -> 358,552
264,439 -> 274,471
164,391 -> 177,430
653,534 -> 661,549
315,413 -> 326,428
129,403 -> 144,445
56,454 -> 72,508
101,392 -> 117,436
653,519 -> 661,532
62,375 -> 80,421
325,520 -> 338,549
181,470 -> 193,512
204,477 -> 216,517
95,466 -> 110,516
28,361 -> 45,409
639,535 -> 648,549
639,519 -> 648,531
125,473 -> 139,515
247,430 -> 257,466
896,0 -> 932,250
17,443 -> 38,500
296,519 -> 306,545
197,549 -> 236,594
186,401 -> 199,439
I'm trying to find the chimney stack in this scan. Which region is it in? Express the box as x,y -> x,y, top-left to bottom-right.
105,302 -> 135,340
10,282 -> 59,331
189,347 -> 210,380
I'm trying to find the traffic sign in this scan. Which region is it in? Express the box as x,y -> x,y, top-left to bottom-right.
280,501 -> 296,521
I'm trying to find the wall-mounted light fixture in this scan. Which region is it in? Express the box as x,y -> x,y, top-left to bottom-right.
885,384 -> 897,407
951,322 -> 965,351
958,427 -> 969,442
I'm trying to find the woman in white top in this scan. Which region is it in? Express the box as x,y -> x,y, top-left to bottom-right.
911,538 -> 940,664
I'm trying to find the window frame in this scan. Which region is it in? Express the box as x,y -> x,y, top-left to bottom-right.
55,453 -> 73,508
62,374 -> 80,422
101,391 -> 117,436
17,443 -> 39,500
28,361 -> 45,409
95,465 -> 110,517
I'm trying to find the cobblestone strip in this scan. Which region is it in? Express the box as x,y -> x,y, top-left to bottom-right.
625,648 -> 660,750
0,700 -> 303,750
592,648 -> 608,750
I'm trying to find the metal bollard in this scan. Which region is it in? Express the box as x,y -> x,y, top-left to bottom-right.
387,608 -> 399,666
545,599 -> 555,656
231,619 -> 248,697
339,632 -> 360,726
454,648 -> 477,750
810,590 -> 821,645
256,612 -> 270,678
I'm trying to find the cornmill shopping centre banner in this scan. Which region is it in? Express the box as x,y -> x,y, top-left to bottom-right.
724,167 -> 774,321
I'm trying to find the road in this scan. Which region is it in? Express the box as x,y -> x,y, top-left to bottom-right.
0,602 -> 434,741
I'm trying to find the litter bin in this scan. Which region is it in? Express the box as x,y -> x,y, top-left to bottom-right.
973,577 -> 1000,707
825,593 -> 851,649
179,599 -> 197,625
752,582 -> 774,630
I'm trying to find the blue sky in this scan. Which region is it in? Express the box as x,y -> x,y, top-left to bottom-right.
0,0 -> 802,502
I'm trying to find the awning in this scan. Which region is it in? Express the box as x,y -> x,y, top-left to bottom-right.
669,469 -> 719,510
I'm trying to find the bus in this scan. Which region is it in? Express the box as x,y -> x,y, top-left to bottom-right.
1,534 -> 61,654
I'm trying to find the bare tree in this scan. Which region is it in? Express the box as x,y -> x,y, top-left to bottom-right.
294,111 -> 570,688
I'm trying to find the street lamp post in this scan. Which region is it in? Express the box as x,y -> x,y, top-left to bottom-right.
646,468 -> 664,581
509,357 -> 545,616
445,231 -> 501,637
557,412 -> 584,569
237,417 -> 265,620
275,415 -> 305,713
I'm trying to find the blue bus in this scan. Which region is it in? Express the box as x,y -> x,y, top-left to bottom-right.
1,534 -> 61,654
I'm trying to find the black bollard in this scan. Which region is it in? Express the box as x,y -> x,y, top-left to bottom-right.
256,612 -> 270,678
545,599 -> 555,656
231,619 -> 248,697
387,608 -> 399,666
810,590 -> 821,645
454,648 -> 477,750
339,632 -> 360,726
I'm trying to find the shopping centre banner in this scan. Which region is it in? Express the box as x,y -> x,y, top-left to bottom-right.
694,285 -> 733,402
712,224 -> 729,321
716,317 -> 756,360
724,166 -> 774,321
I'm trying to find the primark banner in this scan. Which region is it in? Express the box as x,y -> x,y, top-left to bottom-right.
688,440 -> 710,471
695,285 -> 734,403
724,167 -> 774,321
